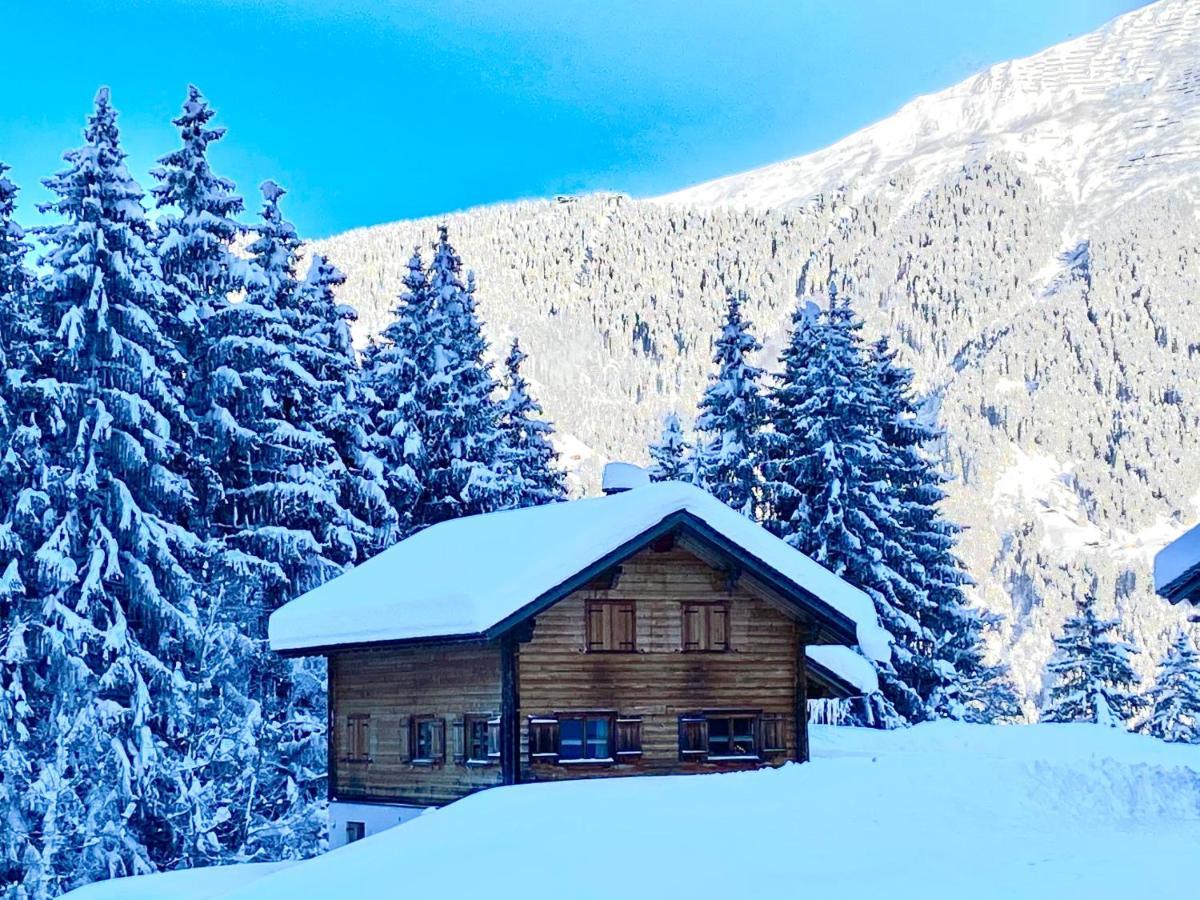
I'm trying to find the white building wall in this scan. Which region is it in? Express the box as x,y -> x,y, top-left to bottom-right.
328,800 -> 428,850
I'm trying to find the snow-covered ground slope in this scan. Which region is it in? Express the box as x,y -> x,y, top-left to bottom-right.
313,0 -> 1200,711
64,724 -> 1200,900
659,0 -> 1200,227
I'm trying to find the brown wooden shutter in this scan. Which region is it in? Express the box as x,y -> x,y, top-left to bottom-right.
586,603 -> 605,651
682,603 -> 700,650
451,717 -> 466,765
678,714 -> 708,759
616,603 -> 636,651
363,715 -> 375,762
529,716 -> 559,762
711,604 -> 729,651
760,713 -> 786,756
432,718 -> 446,762
616,717 -> 642,757
399,715 -> 412,763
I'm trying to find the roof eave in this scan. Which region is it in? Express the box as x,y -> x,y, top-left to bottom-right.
1158,562 -> 1200,606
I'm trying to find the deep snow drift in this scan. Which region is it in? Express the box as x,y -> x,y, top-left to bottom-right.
64,723 -> 1200,899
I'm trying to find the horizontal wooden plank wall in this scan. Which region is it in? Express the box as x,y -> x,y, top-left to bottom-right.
329,643 -> 504,805
518,544 -> 800,782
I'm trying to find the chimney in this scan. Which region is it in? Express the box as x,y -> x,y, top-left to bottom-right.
602,462 -> 651,495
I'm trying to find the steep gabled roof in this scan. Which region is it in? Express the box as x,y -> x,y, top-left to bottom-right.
268,481 -> 892,660
1155,521 -> 1200,605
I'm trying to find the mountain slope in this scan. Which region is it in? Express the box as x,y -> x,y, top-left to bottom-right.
660,0 -> 1200,226
313,0 -> 1200,712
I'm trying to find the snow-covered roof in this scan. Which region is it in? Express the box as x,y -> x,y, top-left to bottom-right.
807,645 -> 879,694
1154,521 -> 1200,604
268,481 -> 891,660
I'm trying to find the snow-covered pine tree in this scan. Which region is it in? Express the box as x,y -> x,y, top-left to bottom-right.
22,87 -> 206,891
1142,629 -> 1200,743
869,335 -> 1019,722
1040,579 -> 1145,727
693,290 -> 768,517
763,286 -> 926,722
362,249 -> 433,538
497,337 -> 566,507
367,227 -> 509,534
297,253 -> 398,555
421,227 -> 509,522
0,162 -> 33,442
647,411 -> 691,481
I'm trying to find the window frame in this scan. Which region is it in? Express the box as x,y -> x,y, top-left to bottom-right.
464,713 -> 499,766
528,710 -> 640,765
681,601 -> 730,652
585,600 -> 637,653
345,821 -> 366,843
410,715 -> 445,765
678,710 -> 762,762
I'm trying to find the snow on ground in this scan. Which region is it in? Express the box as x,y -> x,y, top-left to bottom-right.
66,723 -> 1200,899
62,863 -> 296,900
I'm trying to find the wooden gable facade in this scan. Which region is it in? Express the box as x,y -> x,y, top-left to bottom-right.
321,517 -> 863,808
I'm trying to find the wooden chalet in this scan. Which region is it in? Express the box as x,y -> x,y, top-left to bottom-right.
268,469 -> 889,847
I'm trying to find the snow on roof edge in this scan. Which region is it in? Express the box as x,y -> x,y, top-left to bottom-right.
1154,520 -> 1200,593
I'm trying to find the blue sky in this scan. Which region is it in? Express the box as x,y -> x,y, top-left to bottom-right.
2,0 -> 1146,238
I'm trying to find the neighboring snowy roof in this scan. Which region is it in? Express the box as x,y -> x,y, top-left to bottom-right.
807,645 -> 879,694
1155,521 -> 1200,605
269,481 -> 891,660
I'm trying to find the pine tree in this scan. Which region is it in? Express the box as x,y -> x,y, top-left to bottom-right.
648,411 -> 691,481
1041,581 -> 1145,727
1142,630 -> 1200,743
367,227 -> 509,534
869,336 -> 1019,722
497,338 -> 566,507
19,87 -> 206,891
763,287 -> 927,722
693,290 -> 768,517
0,163 -> 33,441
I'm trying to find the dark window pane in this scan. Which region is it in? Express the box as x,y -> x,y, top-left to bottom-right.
559,718 -> 583,760
585,717 -> 610,758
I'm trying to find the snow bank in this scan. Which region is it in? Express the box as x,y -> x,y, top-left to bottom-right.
62,863 -> 295,900
88,723 -> 1199,900
269,480 -> 891,661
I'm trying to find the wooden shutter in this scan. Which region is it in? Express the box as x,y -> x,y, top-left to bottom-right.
682,603 -> 701,650
529,716 -> 559,762
399,715 -> 412,763
615,603 -> 636,651
451,716 -> 466,765
487,716 -> 501,759
432,718 -> 446,762
760,713 -> 786,756
710,604 -> 729,651
678,714 -> 708,759
363,715 -> 376,762
586,603 -> 606,651
616,717 -> 642,757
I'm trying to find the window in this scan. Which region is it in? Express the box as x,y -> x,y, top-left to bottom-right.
411,716 -> 445,764
529,712 -> 639,764
586,600 -> 636,652
678,712 -> 760,761
343,714 -> 370,763
682,602 -> 729,652
464,714 -> 500,764
345,821 -> 366,843
559,715 -> 611,762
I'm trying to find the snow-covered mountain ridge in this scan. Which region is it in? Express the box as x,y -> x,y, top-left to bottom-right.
659,0 -> 1200,227
313,0 -> 1200,713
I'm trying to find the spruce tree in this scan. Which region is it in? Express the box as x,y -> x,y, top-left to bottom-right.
367,227 -> 509,534
763,287 -> 926,722
1143,630 -> 1200,743
21,87 -> 205,890
693,290 -> 768,517
0,163 -> 33,440
648,411 -> 691,481
869,336 -> 1019,722
1041,581 -> 1144,727
497,338 -> 566,507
